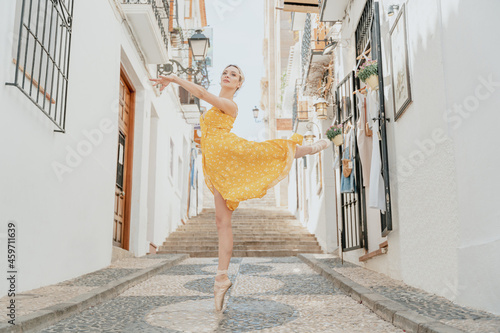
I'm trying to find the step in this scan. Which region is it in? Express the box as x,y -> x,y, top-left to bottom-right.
174,227 -> 308,233
180,221 -> 305,225
162,240 -> 320,246
158,245 -> 322,252
163,205 -> 323,257
157,249 -> 323,257
167,233 -> 316,241
169,231 -> 314,236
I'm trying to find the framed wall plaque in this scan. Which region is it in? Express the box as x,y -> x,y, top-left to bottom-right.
389,3 -> 412,120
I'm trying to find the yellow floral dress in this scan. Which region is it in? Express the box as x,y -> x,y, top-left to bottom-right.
200,106 -> 304,211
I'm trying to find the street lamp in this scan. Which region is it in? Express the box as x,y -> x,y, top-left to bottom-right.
188,29 -> 210,61
304,121 -> 322,145
388,5 -> 399,16
323,39 -> 338,55
253,106 -> 259,120
157,29 -> 211,89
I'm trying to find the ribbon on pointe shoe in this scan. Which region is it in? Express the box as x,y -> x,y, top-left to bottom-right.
214,269 -> 232,311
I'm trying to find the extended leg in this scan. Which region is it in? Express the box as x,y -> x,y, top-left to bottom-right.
294,145 -> 313,158
294,139 -> 331,158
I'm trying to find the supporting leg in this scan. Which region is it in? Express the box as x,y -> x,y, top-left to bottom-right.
213,186 -> 233,282
213,186 -> 234,311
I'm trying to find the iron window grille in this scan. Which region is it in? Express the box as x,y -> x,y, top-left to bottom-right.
6,0 -> 74,133
292,79 -> 299,129
355,0 -> 373,58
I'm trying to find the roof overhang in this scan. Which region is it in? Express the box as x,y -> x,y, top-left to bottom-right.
320,0 -> 350,22
121,3 -> 168,64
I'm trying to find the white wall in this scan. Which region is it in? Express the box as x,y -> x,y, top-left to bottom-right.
332,0 -> 500,315
0,0 -> 195,294
0,0 -> 120,293
437,0 -> 500,314
300,118 -> 338,253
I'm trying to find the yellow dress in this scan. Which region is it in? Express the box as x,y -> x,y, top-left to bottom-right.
200,106 -> 304,211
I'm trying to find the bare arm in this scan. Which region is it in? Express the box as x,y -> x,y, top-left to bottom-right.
149,74 -> 238,117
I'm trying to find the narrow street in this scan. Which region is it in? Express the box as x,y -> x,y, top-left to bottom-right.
2,1 -> 499,332
39,256 -> 403,333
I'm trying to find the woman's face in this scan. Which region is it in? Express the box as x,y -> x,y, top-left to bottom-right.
221,66 -> 241,92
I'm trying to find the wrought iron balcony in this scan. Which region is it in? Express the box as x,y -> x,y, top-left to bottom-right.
292,84 -> 298,127
301,13 -> 312,80
121,0 -> 170,64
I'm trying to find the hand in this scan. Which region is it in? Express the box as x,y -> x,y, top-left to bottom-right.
149,74 -> 177,92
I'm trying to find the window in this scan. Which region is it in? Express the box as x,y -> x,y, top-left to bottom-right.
6,0 -> 74,132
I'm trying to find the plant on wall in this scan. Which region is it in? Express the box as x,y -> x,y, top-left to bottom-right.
325,124 -> 343,146
355,59 -> 379,90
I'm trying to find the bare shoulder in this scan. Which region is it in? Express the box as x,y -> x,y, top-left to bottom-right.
219,98 -> 238,118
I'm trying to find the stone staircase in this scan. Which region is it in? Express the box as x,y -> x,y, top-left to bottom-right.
158,186 -> 324,257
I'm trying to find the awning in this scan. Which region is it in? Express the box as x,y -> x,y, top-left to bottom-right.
282,0 -> 319,14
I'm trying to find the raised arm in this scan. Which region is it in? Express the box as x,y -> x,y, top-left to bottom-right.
149,74 -> 238,118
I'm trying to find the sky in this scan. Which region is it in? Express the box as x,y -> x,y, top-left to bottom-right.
203,0 -> 267,141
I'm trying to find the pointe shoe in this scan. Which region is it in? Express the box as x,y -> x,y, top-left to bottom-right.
310,139 -> 332,154
214,269 -> 232,311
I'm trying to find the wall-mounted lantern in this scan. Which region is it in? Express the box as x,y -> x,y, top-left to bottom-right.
313,97 -> 328,120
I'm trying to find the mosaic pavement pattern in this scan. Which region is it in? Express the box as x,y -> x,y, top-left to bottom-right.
40,257 -> 404,332
0,254 -> 181,322
316,256 -> 500,333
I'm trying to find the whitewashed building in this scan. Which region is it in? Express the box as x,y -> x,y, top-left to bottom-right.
0,0 -> 208,295
262,0 -> 337,253
284,0 -> 500,315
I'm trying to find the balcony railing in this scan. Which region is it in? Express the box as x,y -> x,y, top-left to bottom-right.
292,80 -> 298,127
301,13 -> 312,80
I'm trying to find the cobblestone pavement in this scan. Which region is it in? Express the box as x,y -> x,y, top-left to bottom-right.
314,255 -> 500,333
0,254 -> 182,323
39,257 -> 404,332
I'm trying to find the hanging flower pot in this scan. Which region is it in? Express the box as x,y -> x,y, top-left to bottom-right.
365,74 -> 379,90
356,59 -> 379,91
326,124 -> 343,146
332,134 -> 343,146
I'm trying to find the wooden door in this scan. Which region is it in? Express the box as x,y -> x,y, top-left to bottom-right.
113,66 -> 135,249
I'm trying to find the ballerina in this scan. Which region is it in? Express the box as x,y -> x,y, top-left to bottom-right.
150,65 -> 330,311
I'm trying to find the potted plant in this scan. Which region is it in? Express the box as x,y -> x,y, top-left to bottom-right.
355,59 -> 379,90
170,27 -> 182,47
326,124 -> 343,146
